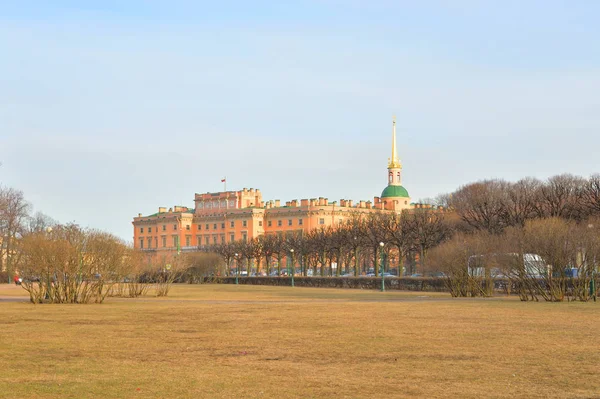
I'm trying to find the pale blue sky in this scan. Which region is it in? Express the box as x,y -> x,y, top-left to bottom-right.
1,1 -> 599,241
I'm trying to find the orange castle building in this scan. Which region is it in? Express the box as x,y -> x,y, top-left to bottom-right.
132,118 -> 413,254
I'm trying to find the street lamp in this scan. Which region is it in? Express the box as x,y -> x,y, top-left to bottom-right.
290,248 -> 295,287
379,242 -> 385,292
354,236 -> 359,276
234,253 -> 239,285
589,224 -> 596,301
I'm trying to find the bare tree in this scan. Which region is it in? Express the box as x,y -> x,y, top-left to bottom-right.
581,174 -> 600,217
258,235 -> 277,276
534,174 -> 586,220
358,212 -> 389,277
19,224 -> 131,303
180,252 -> 224,283
380,212 -> 412,276
0,186 -> 31,282
404,208 -> 452,275
449,179 -> 508,234
504,177 -> 542,227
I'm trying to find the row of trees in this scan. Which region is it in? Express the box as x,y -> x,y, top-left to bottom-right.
203,209 -> 452,278
1,185 -> 186,303
446,174 -> 600,234
423,173 -> 600,302
428,217 -> 599,302
4,172 -> 600,303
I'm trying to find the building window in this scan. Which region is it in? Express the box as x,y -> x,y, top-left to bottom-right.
196,236 -> 201,246
230,233 -> 235,242
268,221 -> 272,227
162,236 -> 167,247
213,235 -> 217,244
213,223 -> 217,229
173,236 -> 179,248
205,224 -> 209,230
319,218 -> 325,225
147,237 -> 152,248
288,219 -> 292,226
198,224 -> 201,230
162,225 -> 166,231
154,237 -> 158,248
140,227 -> 144,233
205,236 -> 209,246
242,220 -> 247,227
298,219 -> 303,225
230,221 -> 234,228
186,225 -> 190,230
173,224 -> 177,230
259,221 -> 263,227
242,233 -> 247,242
277,220 -> 282,227
148,227 -> 152,233
139,238 -> 144,249
221,234 -> 225,243
185,236 -> 191,247
221,222 -> 225,229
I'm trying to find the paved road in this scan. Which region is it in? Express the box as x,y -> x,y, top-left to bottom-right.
0,296 -> 29,303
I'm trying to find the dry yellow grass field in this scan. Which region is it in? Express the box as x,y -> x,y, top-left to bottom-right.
0,283 -> 599,399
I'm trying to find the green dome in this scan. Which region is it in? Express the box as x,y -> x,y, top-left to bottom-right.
381,185 -> 409,198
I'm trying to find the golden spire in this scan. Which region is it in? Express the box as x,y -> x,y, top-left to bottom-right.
388,115 -> 401,169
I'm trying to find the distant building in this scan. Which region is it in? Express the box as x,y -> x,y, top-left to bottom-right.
132,118 -> 413,255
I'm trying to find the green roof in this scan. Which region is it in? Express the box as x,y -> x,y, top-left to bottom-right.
381,185 -> 409,198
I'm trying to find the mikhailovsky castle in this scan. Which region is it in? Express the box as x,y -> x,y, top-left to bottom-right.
132,118 -> 415,255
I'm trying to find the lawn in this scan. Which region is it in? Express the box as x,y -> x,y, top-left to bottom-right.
0,283 -> 598,398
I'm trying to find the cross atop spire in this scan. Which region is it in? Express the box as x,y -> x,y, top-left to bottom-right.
388,116 -> 401,169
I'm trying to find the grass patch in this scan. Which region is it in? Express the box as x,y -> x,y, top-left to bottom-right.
0,284 -> 598,398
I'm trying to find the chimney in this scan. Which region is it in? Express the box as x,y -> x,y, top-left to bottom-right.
301,199 -> 309,207
138,213 -> 142,217
348,200 -> 353,207
274,200 -> 281,207
159,207 -> 166,213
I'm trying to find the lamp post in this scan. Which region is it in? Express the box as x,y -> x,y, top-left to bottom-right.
234,253 -> 239,285
290,248 -> 295,287
354,236 -> 359,276
45,227 -> 53,300
589,224 -> 596,301
380,242 -> 385,292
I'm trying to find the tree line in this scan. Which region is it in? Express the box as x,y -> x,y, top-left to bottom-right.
0,185 -> 186,303
3,172 -> 599,303
427,173 -> 600,302
202,208 -> 452,278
